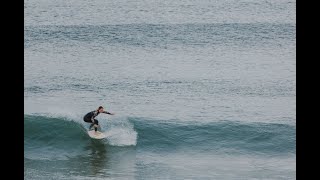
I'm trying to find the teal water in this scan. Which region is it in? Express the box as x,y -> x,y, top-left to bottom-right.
25,0 -> 296,179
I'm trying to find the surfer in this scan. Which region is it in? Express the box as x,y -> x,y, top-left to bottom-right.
83,106 -> 115,132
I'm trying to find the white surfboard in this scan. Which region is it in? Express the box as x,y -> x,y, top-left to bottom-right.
88,130 -> 106,139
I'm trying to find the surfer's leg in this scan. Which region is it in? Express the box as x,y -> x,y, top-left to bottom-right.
93,119 -> 99,131
89,123 -> 94,130
84,117 -> 94,130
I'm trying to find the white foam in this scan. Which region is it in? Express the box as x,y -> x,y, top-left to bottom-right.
101,116 -> 137,146
104,127 -> 137,146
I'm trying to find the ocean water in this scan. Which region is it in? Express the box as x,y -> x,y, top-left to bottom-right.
24,0 -> 296,179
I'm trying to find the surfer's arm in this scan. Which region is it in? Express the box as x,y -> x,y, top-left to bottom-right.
103,111 -> 115,115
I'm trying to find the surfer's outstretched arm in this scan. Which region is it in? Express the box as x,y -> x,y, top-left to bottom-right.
103,111 -> 115,115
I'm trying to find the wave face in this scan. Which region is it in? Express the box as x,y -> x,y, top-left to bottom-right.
131,118 -> 295,155
24,114 -> 137,160
25,114 -> 295,161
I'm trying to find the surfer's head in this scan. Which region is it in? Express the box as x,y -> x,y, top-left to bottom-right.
97,106 -> 104,113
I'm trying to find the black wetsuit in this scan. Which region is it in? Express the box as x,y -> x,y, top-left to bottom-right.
83,110 -> 111,131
